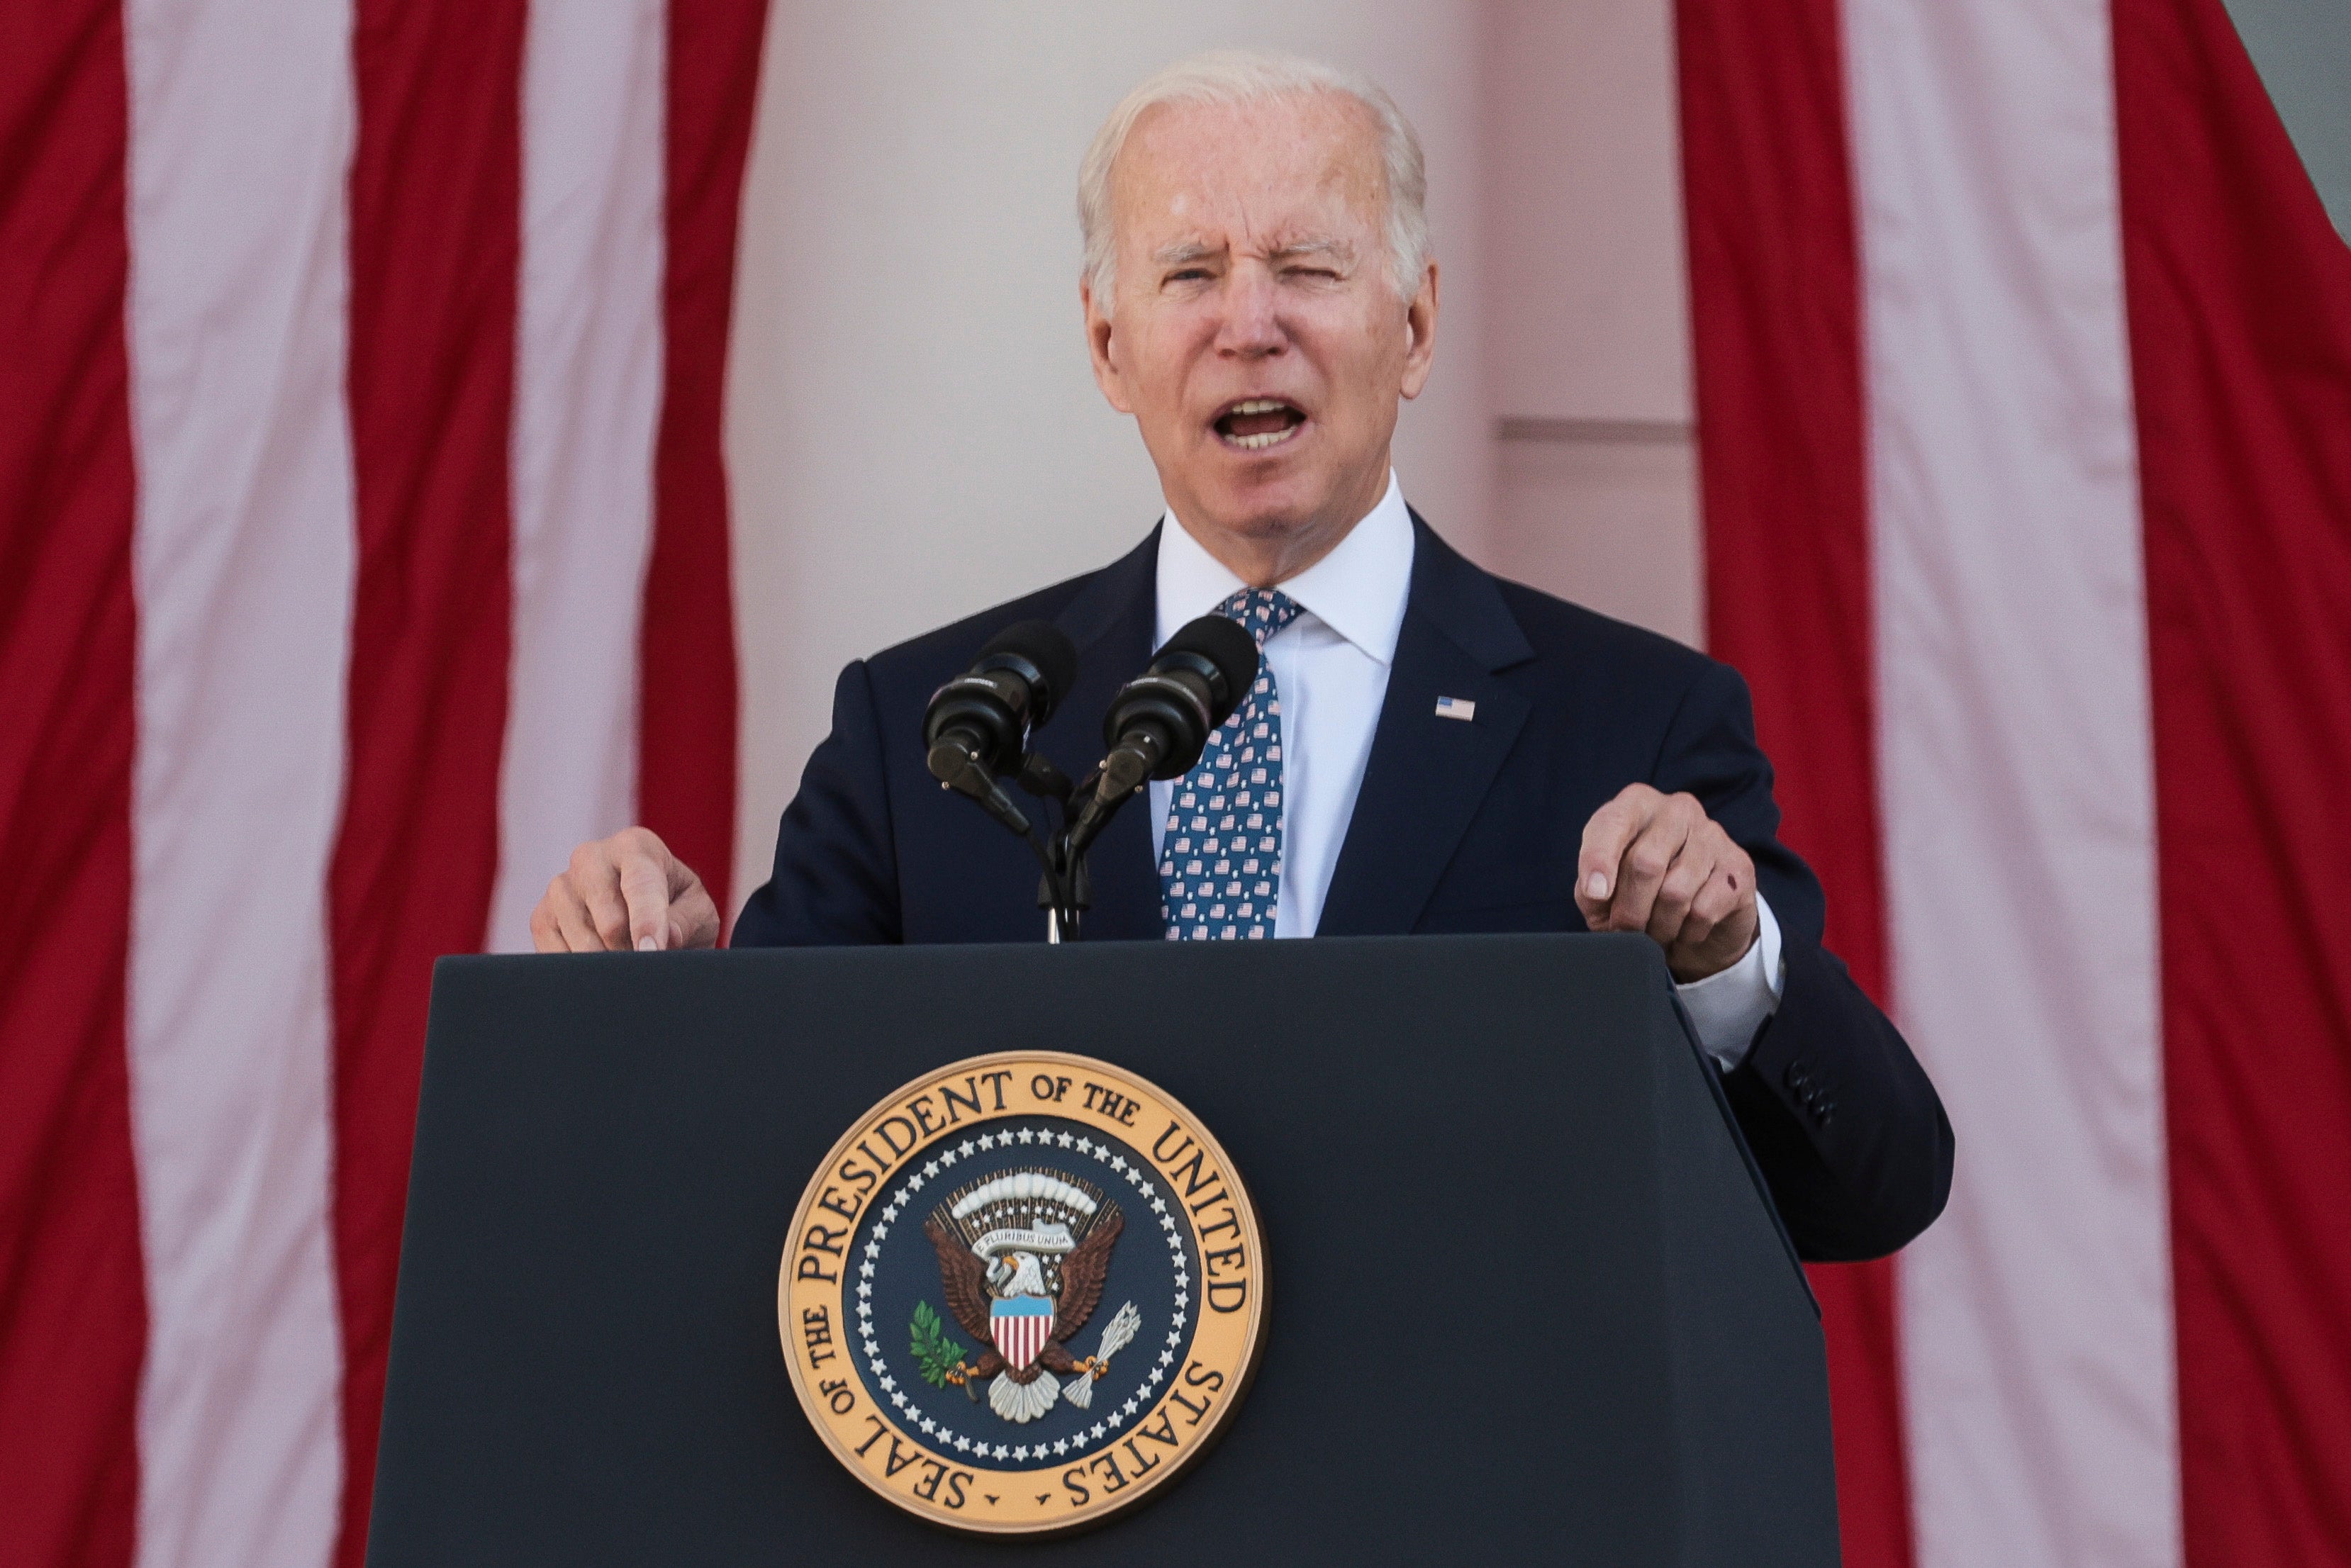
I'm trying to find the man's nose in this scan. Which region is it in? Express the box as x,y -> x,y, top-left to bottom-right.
1213,267 -> 1286,357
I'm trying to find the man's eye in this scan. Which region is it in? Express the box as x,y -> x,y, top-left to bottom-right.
1166,268 -> 1210,283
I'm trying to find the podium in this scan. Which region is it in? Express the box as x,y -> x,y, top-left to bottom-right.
368,934 -> 1838,1565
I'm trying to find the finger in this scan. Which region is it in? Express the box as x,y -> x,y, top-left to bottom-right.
570,843 -> 634,951
669,885 -> 722,950
1646,831 -> 1720,948
1607,802 -> 1695,934
546,875 -> 605,953
1576,784 -> 1662,913
1670,863 -> 1760,982
528,884 -> 566,954
1676,859 -> 1743,951
663,846 -> 701,902
618,845 -> 674,952
659,849 -> 719,948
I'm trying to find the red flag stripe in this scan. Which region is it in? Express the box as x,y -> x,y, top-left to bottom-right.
1674,3 -> 1915,1563
645,0 -> 764,930
0,4 -> 145,1564
329,1 -> 523,1560
2116,1 -> 2351,1559
0,4 -> 761,1556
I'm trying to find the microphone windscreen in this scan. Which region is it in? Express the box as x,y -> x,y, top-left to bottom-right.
978,620 -> 1079,725
1160,614 -> 1263,729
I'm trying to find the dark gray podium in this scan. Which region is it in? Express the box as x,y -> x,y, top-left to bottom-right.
368,934 -> 1838,1565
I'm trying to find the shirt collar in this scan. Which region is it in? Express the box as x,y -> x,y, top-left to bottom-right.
1155,469 -> 1415,665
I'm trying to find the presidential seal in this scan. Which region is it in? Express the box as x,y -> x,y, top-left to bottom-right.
778,1051 -> 1266,1535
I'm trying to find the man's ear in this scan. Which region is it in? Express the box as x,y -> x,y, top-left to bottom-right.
1398,259 -> 1439,401
1081,277 -> 1134,415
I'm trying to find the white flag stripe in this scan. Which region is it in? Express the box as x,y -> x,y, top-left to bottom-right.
488,0 -> 670,953
122,0 -> 357,1563
1845,1 -> 2180,1564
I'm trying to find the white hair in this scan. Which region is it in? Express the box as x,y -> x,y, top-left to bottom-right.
1077,50 -> 1431,308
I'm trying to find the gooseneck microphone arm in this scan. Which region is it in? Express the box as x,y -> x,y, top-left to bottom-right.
1058,615 -> 1261,900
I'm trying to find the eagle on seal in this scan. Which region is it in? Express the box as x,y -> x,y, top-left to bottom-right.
925,1172 -> 1125,1424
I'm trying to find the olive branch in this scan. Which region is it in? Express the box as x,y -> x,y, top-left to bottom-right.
909,1300 -> 966,1388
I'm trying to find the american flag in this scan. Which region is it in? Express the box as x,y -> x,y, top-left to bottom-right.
4,3 -> 761,1564
1681,1 -> 2351,1563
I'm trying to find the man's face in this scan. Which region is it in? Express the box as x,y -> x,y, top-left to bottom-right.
1084,91 -> 1438,578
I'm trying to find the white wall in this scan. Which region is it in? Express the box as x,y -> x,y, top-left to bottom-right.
1482,0 -> 1701,647
724,1 -> 1694,903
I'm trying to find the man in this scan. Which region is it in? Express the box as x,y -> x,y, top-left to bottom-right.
533,51 -> 1950,1262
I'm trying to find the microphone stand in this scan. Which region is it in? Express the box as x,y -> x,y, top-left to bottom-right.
940,745 -> 1107,943
1044,763 -> 1159,943
1010,753 -> 1151,944
1007,752 -> 1089,943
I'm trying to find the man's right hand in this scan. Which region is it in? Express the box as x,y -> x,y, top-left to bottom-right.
530,827 -> 722,953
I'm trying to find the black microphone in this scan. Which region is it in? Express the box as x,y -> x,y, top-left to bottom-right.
922,620 -> 1079,834
1082,615 -> 1261,829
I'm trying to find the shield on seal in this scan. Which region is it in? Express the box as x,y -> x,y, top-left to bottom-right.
990,1295 -> 1054,1372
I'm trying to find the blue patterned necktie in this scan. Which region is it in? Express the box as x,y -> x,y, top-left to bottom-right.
1158,587 -> 1305,940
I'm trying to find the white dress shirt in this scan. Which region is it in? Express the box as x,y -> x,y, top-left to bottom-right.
1149,471 -> 1785,1068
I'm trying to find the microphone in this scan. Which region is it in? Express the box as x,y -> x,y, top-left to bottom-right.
1079,615 -> 1261,836
922,620 -> 1080,835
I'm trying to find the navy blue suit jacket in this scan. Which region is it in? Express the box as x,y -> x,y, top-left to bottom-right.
737,517 -> 1952,1261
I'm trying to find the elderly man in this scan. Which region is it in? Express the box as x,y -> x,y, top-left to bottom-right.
533,51 -> 1949,1260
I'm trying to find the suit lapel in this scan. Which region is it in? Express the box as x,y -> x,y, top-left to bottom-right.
1316,516 -> 1534,936
1044,527 -> 1163,941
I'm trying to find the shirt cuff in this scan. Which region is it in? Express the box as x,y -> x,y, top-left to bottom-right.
1673,892 -> 1785,1071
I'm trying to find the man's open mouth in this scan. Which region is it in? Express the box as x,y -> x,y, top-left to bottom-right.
1214,398 -> 1307,452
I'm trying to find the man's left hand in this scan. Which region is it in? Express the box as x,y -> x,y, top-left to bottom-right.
1575,784 -> 1759,983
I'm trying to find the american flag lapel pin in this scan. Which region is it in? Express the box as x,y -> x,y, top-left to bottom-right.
1434,695 -> 1476,722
